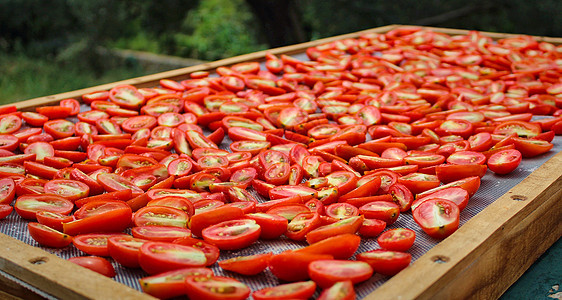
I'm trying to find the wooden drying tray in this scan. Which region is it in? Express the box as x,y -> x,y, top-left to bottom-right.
0,25 -> 561,299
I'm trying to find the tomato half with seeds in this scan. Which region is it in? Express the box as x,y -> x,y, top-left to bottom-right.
318,280 -> 356,300
15,194 -> 74,220
28,222 -> 72,248
43,179 -> 90,202
44,119 -> 76,139
73,233 -> 129,257
139,267 -> 214,299
377,228 -> 416,251
253,281 -> 317,300
109,85 -> 146,110
0,115 -> 22,134
359,201 -> 400,225
487,149 -> 522,174
133,205 -> 189,228
413,198 -> 460,239
493,120 -> 541,138
107,235 -> 147,268
201,218 -> 261,250
185,276 -> 250,300
63,200 -> 132,235
139,241 -> 207,274
132,225 -> 192,243
306,215 -> 364,244
308,259 -> 373,288
245,212 -> 288,240
0,177 -> 16,205
356,249 -> 411,276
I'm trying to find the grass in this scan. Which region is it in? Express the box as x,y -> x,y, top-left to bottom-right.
0,53 -> 153,105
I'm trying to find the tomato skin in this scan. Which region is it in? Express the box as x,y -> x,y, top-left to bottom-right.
435,164 -> 487,183
413,198 -> 460,239
73,233 -> 129,257
253,281 -> 317,300
189,205 -> 245,238
219,253 -> 272,275
308,259 -> 373,288
356,249 -> 412,276
107,235 -> 147,268
63,201 -> 132,236
318,280 -> 356,300
359,201 -> 400,225
139,241 -> 207,275
68,256 -> 116,277
139,267 -> 214,299
305,215 -> 364,244
377,228 -> 416,251
296,233 -> 360,260
245,212 -> 288,239
28,222 -> 72,248
412,187 -> 470,212
132,225 -> 191,243
185,276 -> 250,300
487,149 -> 522,174
201,219 -> 261,250
133,205 -> 189,228
269,251 -> 333,282
15,194 -> 73,220
0,177 -> 16,205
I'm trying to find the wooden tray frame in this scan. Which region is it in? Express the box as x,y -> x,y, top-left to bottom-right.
1,25 -> 561,299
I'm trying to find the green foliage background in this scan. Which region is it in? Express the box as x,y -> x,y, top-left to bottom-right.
1,0 -> 560,104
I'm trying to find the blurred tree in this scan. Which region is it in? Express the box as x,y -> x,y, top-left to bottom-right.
173,0 -> 266,61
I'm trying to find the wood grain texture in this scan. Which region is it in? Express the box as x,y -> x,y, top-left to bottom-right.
366,151 -> 562,300
0,234 -> 155,300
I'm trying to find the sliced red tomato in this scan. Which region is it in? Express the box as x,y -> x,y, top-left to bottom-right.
185,276 -> 250,300
14,194 -> 73,220
413,198 -> 460,239
132,225 -> 191,243
201,218 -> 261,250
268,251 -> 333,282
253,281 -> 317,300
308,259 -> 373,288
68,256 -> 116,277
219,253 -> 272,275
28,222 -> 72,248
139,241 -> 207,274
377,228 -> 416,251
356,249 -> 411,276
139,267 -> 214,299
487,149 -> 522,174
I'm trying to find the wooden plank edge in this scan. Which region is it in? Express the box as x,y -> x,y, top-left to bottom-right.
365,151 -> 562,300
9,25 -> 400,111
0,233 -> 154,300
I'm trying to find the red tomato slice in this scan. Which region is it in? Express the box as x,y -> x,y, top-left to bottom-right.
201,218 -> 261,250
107,235 -> 147,268
139,241 -> 207,274
253,281 -> 317,300
14,194 -> 73,220
245,212 -> 288,240
139,267 -> 214,299
68,256 -> 116,277
185,276 -> 250,300
63,200 -> 132,235
133,205 -> 189,228
268,251 -> 333,282
318,280 -> 356,300
132,225 -> 191,243
487,149 -> 522,174
28,222 -> 72,248
219,253 -> 272,276
0,177 -> 16,205
413,198 -> 460,239
377,228 -> 416,251
43,179 -> 90,202
356,249 -> 411,276
305,215 -> 364,244
73,233 -> 129,257
359,201 -> 400,225
308,259 -> 373,288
